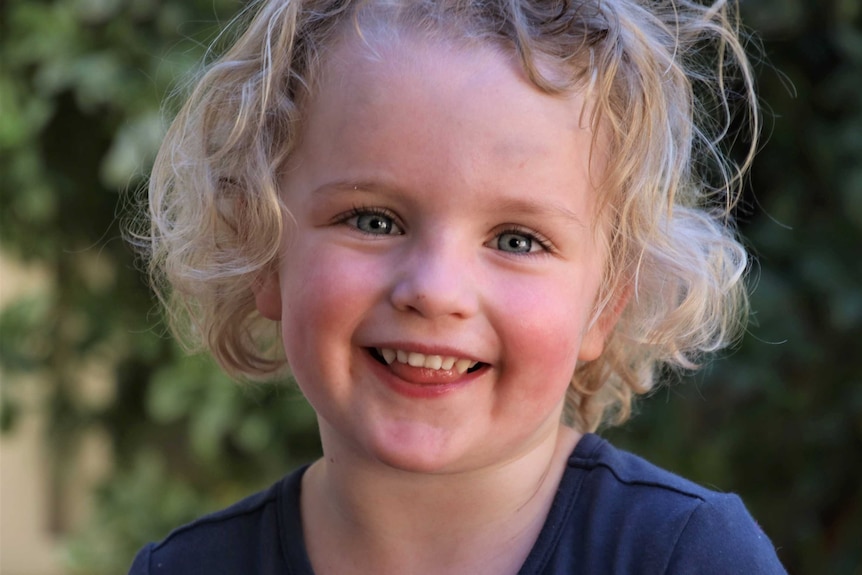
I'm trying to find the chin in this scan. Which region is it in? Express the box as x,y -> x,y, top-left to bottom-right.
360,422 -> 480,475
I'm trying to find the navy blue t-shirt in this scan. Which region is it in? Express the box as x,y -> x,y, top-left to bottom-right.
128,434 -> 787,574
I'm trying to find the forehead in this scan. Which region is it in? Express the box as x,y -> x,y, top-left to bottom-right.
303,30 -> 599,168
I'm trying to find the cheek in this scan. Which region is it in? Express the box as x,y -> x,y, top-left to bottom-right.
278,246 -> 384,366
280,251 -> 347,353
494,279 -> 592,401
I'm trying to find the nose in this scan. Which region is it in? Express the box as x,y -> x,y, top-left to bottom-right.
389,236 -> 479,319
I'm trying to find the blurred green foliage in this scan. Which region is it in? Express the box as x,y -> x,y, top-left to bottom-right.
0,0 -> 859,573
607,2 -> 862,573
1,0 -> 321,571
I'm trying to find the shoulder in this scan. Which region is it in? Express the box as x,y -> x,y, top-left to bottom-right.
570,432 -> 722,499
664,492 -> 786,573
532,434 -> 786,574
127,466 -> 309,575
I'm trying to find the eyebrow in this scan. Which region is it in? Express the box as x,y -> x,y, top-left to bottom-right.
312,180 -> 395,196
313,180 -> 587,228
490,197 -> 587,228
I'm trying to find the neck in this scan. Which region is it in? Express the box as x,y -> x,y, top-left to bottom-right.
301,425 -> 581,575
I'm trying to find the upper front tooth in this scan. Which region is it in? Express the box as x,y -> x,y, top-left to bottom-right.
381,349 -> 477,372
407,352 -> 425,367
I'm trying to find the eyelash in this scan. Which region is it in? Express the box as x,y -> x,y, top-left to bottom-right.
335,205 -> 403,234
494,226 -> 555,256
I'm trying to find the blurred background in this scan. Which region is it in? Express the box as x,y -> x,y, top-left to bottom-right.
1,0 -> 860,573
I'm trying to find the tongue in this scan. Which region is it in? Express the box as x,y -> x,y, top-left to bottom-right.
386,361 -> 470,385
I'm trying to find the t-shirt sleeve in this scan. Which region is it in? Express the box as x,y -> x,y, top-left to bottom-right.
128,543 -> 153,575
665,493 -> 787,574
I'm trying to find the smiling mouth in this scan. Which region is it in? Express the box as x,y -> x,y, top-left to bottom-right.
369,348 -> 485,375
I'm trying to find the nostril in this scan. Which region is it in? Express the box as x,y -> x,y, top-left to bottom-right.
388,265 -> 477,320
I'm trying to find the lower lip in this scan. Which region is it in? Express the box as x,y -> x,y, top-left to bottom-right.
366,352 -> 479,399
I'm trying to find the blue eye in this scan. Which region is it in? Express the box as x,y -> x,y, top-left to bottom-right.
343,208 -> 403,235
497,231 -> 538,253
356,213 -> 394,234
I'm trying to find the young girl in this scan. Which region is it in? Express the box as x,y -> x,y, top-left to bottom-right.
130,0 -> 787,573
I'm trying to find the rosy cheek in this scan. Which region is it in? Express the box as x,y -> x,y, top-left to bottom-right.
282,247 -> 378,349
518,320 -> 580,380
494,283 -> 584,394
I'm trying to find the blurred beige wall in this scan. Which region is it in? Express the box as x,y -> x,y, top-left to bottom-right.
1,254 -> 62,574
1,385 -> 64,575
0,250 -> 116,575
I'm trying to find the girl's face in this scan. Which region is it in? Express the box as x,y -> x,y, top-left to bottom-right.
256,34 -> 618,473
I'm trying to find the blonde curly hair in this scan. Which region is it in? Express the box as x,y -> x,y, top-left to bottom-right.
142,0 -> 759,432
